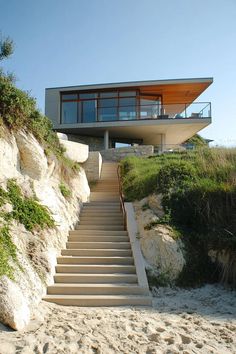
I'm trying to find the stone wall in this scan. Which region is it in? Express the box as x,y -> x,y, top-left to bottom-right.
100,145 -> 154,162
67,134 -> 105,151
82,151 -> 102,182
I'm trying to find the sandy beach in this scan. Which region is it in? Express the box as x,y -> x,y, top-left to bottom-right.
0,285 -> 235,354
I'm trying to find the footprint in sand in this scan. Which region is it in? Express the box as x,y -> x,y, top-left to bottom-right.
180,334 -> 191,344
155,327 -> 165,333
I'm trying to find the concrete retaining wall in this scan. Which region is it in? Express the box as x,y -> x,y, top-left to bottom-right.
100,145 -> 154,161
82,151 -> 102,182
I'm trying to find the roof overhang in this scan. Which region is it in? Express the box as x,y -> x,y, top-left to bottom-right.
46,77 -> 213,105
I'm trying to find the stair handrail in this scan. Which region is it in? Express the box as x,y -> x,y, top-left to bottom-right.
117,164 -> 127,230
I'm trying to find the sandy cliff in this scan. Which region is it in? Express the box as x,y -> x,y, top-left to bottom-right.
0,128 -> 90,330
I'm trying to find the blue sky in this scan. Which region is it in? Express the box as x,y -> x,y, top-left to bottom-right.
1,0 -> 236,146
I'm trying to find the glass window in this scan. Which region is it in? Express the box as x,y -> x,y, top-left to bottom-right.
119,97 -> 136,107
61,94 -> 78,100
119,97 -> 136,120
61,102 -> 77,124
99,98 -> 118,107
79,93 -> 97,100
98,107 -> 117,121
119,91 -> 136,97
82,100 -> 96,123
99,91 -> 118,98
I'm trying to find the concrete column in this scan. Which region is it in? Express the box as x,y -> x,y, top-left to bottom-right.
104,130 -> 109,150
160,134 -> 166,153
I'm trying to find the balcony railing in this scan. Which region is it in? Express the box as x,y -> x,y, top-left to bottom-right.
97,102 -> 211,122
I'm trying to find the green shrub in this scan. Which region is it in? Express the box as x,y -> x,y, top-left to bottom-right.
0,73 -> 80,175
59,183 -> 72,199
0,226 -> 17,280
7,179 -> 54,231
120,148 -> 236,287
157,160 -> 197,195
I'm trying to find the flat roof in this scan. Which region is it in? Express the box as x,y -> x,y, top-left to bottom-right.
46,77 -> 213,91
46,77 -> 213,105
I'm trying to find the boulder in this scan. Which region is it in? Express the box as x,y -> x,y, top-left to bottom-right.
134,199 -> 185,281
140,225 -> 185,280
0,132 -> 20,179
0,276 -> 30,331
15,131 -> 48,180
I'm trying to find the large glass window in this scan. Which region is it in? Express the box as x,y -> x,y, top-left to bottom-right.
119,97 -> 136,120
80,93 -> 97,99
61,101 -> 77,124
140,98 -> 161,119
99,98 -> 118,107
61,89 -> 141,123
82,100 -> 96,123
61,94 -> 78,100
119,91 -> 136,97
100,91 -> 118,98
98,107 -> 117,121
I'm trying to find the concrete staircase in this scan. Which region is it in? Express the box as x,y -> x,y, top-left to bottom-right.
44,162 -> 151,306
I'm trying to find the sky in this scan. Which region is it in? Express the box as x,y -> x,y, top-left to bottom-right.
0,0 -> 236,146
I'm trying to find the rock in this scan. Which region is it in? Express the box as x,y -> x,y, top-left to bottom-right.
59,139 -> 89,163
0,131 -> 20,179
57,132 -> 68,141
140,225 -> 185,280
0,127 -> 90,330
147,194 -> 165,218
134,198 -> 185,281
0,202 -> 13,214
0,276 -> 30,330
15,131 -> 48,180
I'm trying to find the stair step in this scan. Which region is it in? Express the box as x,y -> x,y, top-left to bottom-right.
57,256 -> 134,265
83,202 -> 120,206
54,273 -> 138,283
80,216 -> 123,220
76,225 -> 124,230
69,230 -> 128,236
80,213 -> 123,217
66,242 -> 131,249
47,284 -> 148,295
68,236 -> 129,242
56,264 -> 136,274
83,206 -> 120,210
43,295 -> 152,306
61,249 -> 132,256
79,218 -> 123,225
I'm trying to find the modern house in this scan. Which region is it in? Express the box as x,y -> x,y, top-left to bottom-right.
45,77 -> 213,151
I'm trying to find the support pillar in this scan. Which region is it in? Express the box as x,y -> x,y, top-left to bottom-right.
104,130 -> 109,150
160,134 -> 166,153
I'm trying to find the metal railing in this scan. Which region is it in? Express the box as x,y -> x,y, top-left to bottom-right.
61,101 -> 211,124
96,102 -> 211,122
117,164 -> 127,231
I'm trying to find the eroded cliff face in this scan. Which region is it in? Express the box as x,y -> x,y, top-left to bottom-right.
0,129 -> 90,330
133,195 -> 185,283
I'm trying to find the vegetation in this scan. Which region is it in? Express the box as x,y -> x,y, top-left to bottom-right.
59,182 -> 72,199
0,33 -> 14,61
120,148 -> 236,287
185,133 -> 208,148
0,226 -> 17,280
0,34 -> 79,173
0,180 -> 54,231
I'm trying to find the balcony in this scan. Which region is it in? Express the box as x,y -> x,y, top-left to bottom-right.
97,102 -> 211,122
60,100 -> 211,125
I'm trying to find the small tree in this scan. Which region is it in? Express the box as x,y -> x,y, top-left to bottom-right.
0,34 -> 14,61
